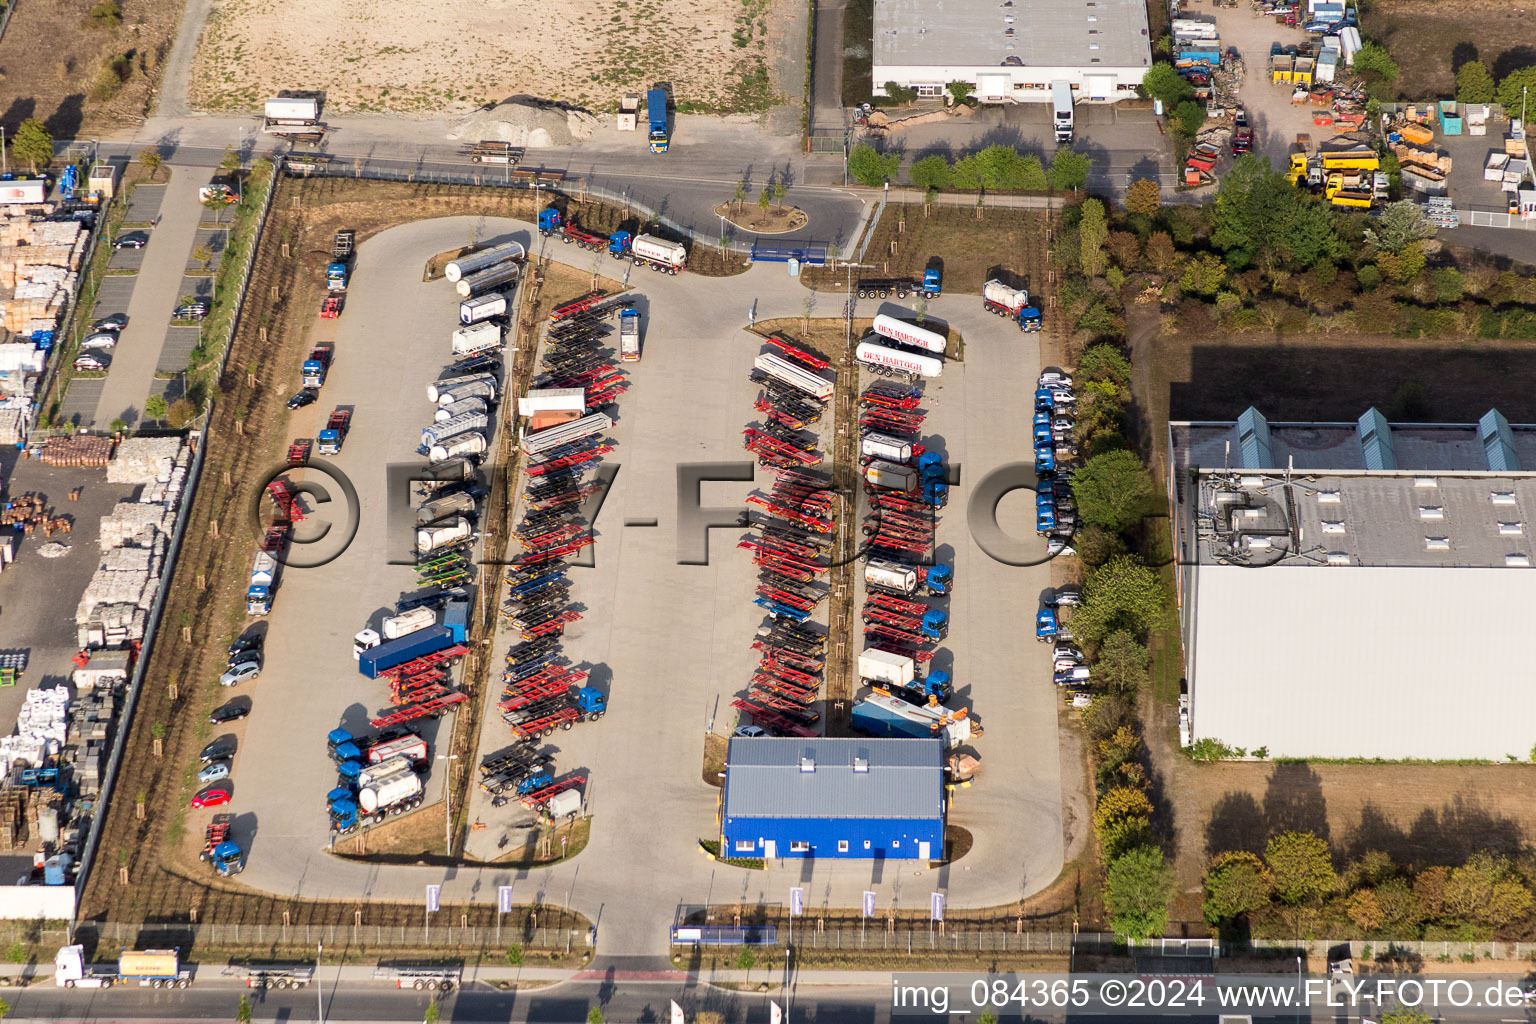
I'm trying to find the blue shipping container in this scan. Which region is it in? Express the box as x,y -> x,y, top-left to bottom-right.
357,625 -> 454,679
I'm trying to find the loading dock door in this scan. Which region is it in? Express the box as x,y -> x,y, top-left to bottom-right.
1086,75 -> 1115,99
977,75 -> 1009,102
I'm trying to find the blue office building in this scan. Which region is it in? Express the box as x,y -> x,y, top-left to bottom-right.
720,737 -> 945,860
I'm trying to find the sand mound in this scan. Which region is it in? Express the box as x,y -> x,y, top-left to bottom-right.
448,100 -> 600,148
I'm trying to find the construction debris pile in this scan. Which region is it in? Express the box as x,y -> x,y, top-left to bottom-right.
449,100 -> 600,149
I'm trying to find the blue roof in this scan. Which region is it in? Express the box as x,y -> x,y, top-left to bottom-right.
723,738 -> 943,820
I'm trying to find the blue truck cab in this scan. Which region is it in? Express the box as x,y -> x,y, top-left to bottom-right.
573,686 -> 607,717
607,230 -> 632,257
920,608 -> 949,641
1035,388 -> 1057,413
329,795 -> 360,834
918,451 -> 948,508
1038,505 -> 1057,534
327,729 -> 362,763
336,760 -> 362,787
1035,444 -> 1055,474
646,88 -> 669,153
1036,608 -> 1059,640
1018,305 -> 1043,332
211,841 -> 245,876
925,563 -> 953,596
922,268 -> 942,296
538,206 -> 562,234
516,772 -> 554,796
895,668 -> 952,705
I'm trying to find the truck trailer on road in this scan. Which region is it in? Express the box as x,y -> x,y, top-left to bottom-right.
55,946 -> 193,988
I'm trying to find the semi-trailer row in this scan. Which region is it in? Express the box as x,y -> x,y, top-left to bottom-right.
537,207 -> 687,274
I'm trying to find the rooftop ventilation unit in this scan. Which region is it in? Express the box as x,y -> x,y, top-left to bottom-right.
1499,522 -> 1524,535
1425,537 -> 1450,550
1326,552 -> 1351,564
799,757 -> 815,773
852,757 -> 869,773
1480,409 -> 1521,472
1414,477 -> 1438,488
1418,507 -> 1444,520
1316,490 -> 1341,503
1492,492 -> 1518,505
1321,522 -> 1346,534
1507,554 -> 1531,567
1356,407 -> 1398,471
1239,475 -> 1265,487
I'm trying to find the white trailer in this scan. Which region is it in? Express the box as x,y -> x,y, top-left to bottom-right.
619,307 -> 641,362
864,460 -> 919,491
382,606 -> 436,640
435,397 -> 489,422
451,322 -> 502,357
517,388 -> 586,418
429,432 -> 487,463
855,340 -> 943,379
264,97 -> 319,122
1052,81 -> 1074,143
753,353 -> 835,400
520,412 -> 613,456
0,180 -> 46,205
630,234 -> 687,273
872,314 -> 947,354
860,432 -> 914,463
858,648 -> 916,687
444,241 -> 525,282
417,516 -> 473,555
459,293 -> 507,325
427,373 -> 498,404
358,768 -> 423,815
421,412 -> 489,447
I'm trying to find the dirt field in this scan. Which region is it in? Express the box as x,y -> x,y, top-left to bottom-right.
803,204 -> 1054,298
0,0 -> 182,136
1364,0 -> 1534,100
190,0 -> 786,114
78,176 -> 621,933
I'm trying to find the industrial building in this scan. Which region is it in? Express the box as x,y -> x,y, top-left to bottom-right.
871,0 -> 1152,105
720,738 -> 945,860
1169,407 -> 1536,761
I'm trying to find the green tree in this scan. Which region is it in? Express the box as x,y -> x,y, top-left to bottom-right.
587,1009 -> 606,1024
1346,888 -> 1383,931
1203,851 -> 1275,924
1078,344 -> 1131,388
769,180 -> 788,208
1125,178 -> 1161,215
1212,154 -> 1298,270
1455,60 -> 1496,103
424,999 -> 441,1024
1264,831 -> 1336,906
1365,201 -> 1436,253
946,81 -> 973,105
1430,267 -> 1464,303
1071,450 -> 1153,533
758,185 -> 772,212
952,145 -> 1046,190
1380,1012 -> 1433,1024
144,395 -> 169,422
1496,66 -> 1536,114
1180,252 -> 1227,296
1444,851 -> 1534,926
1173,100 -> 1206,139
10,119 -> 53,173
1104,845 -> 1175,940
0,996 -> 11,1021
848,144 -> 899,187
137,147 -> 163,182
735,947 -> 755,984
87,0 -> 122,27
1072,555 -> 1165,646
1353,42 -> 1399,85
1145,231 -> 1179,273
1078,198 -> 1108,277
219,148 -> 242,174
1095,630 -> 1150,694
1048,148 -> 1091,192
909,155 -> 952,191
1277,198 -> 1341,268
1141,62 -> 1193,108
732,178 -> 748,214
235,993 -> 253,1024
167,399 -> 196,428
505,944 -> 524,966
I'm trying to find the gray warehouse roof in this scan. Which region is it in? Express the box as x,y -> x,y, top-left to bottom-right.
724,738 -> 943,820
874,0 -> 1151,70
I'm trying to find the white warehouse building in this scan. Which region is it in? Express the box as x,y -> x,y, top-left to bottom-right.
1169,407 -> 1536,761
872,0 -> 1152,105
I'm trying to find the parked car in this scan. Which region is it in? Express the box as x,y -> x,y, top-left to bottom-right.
92,313 -> 129,332
200,740 -> 235,764
734,725 -> 767,739
1052,587 -> 1082,607
191,788 -> 232,809
79,333 -> 118,351
228,633 -> 262,660
173,300 -> 210,320
219,660 -> 262,687
113,231 -> 149,249
227,647 -> 262,670
198,762 -> 230,785
286,388 -> 318,410
209,701 -> 250,725
73,353 -> 109,371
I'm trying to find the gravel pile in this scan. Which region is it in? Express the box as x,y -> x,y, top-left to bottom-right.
449,100 -> 599,149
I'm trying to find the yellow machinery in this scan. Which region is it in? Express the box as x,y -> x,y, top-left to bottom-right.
1324,173 -> 1373,208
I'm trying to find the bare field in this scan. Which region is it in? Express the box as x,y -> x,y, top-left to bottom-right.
0,0 -> 181,136
190,0 -> 784,114
1364,0 -> 1535,99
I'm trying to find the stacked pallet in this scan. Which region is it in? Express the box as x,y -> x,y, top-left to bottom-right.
0,790 -> 27,849
0,216 -> 87,331
37,434 -> 114,467
98,500 -> 172,547
106,437 -> 184,485
0,406 -> 28,446
0,686 -> 69,768
66,684 -> 121,799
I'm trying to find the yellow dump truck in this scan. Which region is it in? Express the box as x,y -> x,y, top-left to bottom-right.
1325,174 -> 1374,208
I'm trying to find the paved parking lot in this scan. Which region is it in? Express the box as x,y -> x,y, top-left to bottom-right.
93,277 -> 137,317
1203,0 -> 1327,169
106,249 -> 145,273
217,217 -> 1067,959
123,184 -> 166,224
155,326 -> 203,374
0,453 -> 138,734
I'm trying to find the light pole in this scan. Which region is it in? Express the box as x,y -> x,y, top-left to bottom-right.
437,754 -> 459,852
1295,954 -> 1302,1024
317,942 -> 324,1024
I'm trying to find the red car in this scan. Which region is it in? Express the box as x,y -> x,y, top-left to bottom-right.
191,788 -> 232,809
